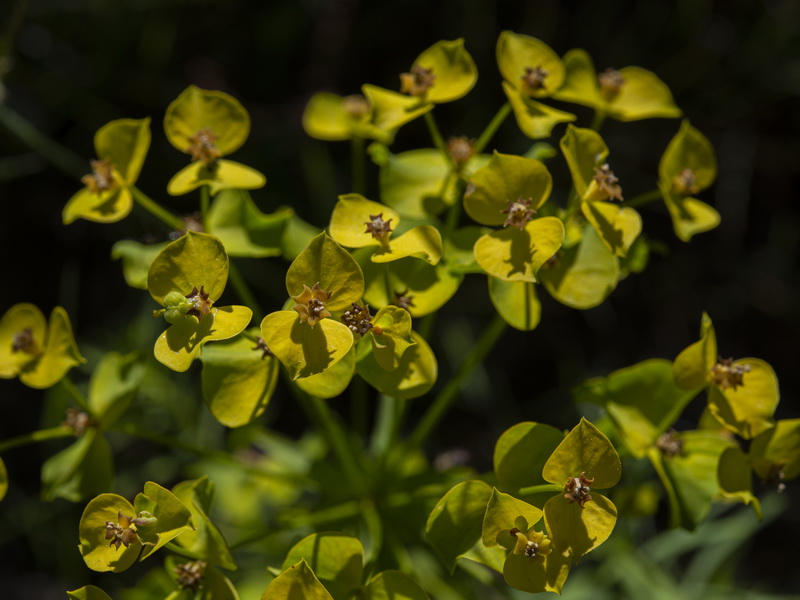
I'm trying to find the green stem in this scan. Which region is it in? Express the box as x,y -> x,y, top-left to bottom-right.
590,111 -> 606,132
227,261 -> 264,322
624,188 -> 662,208
443,177 -> 467,235
60,376 -> 90,411
350,376 -> 369,439
0,426 -> 74,454
0,103 -> 86,178
474,102 -> 512,154
164,541 -> 204,560
424,111 -> 450,164
517,483 -> 562,496
306,395 -> 366,493
200,185 -> 210,222
407,313 -> 507,451
561,187 -> 581,224
351,136 -> 366,194
115,423 -> 308,485
131,186 -> 184,231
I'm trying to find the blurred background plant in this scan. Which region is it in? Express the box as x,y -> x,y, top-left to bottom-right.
1,0 -> 799,598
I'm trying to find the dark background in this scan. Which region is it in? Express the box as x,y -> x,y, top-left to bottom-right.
1,0 -> 799,597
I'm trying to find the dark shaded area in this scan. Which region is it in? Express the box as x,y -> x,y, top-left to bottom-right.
1,0 -> 799,597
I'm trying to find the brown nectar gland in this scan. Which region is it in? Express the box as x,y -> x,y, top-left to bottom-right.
11,327 -> 37,354
63,408 -> 93,436
501,197 -> 537,229
292,282 -> 333,328
593,163 -> 624,202
174,560 -> 207,590
343,94 -> 370,119
186,128 -> 222,164
710,357 -> 751,391
392,289 -> 416,310
81,159 -> 118,195
655,429 -> 684,458
364,213 -> 393,243
341,303 -> 381,336
521,65 -> 549,92
446,136 -> 475,168
673,168 -> 700,196
104,511 -> 138,550
253,336 -> 274,359
598,68 -> 625,102
185,286 -> 214,319
400,64 -> 436,96
564,472 -> 594,508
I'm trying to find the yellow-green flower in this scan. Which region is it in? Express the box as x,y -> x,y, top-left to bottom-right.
164,86 -> 265,196
496,31 -> 575,139
398,38 -> 477,105
552,48 -> 681,121
63,118 -> 151,224
0,303 -> 85,388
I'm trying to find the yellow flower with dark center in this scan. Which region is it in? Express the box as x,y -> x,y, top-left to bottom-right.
292,282 -> 333,328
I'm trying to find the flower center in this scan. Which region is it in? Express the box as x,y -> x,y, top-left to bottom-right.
673,168 -> 700,196
185,286 -> 214,319
655,429 -> 684,458
598,68 -> 625,102
521,65 -> 549,93
11,327 -> 37,354
341,303 -> 383,336
501,197 -> 536,229
174,560 -> 207,590
103,510 -> 154,550
564,472 -> 594,508
592,163 -> 624,202
400,64 -> 436,96
392,289 -> 416,310
710,357 -> 750,391
292,282 -> 333,328
81,159 -> 118,194
186,128 -> 222,164
343,94 -> 370,119
63,408 -> 93,436
364,213 -> 393,244
447,136 -> 475,169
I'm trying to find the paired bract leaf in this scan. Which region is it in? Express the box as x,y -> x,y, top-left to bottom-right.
200,333 -> 279,427
363,570 -> 430,600
172,476 -> 237,570
425,480 -> 492,572
41,428 -> 113,502
370,305 -> 415,371
0,304 -> 85,388
543,492 -> 617,559
88,351 -> 145,428
493,421 -> 564,492
79,493 -> 141,572
165,86 -> 250,157
463,152 -> 553,226
503,548 -> 571,594
281,533 -> 363,600
750,419 -> 800,482
542,418 -> 621,489
539,224 -> 619,309
262,559 -> 334,600
503,81 -> 576,139
167,159 -> 266,196
488,279 -> 541,331
559,125 -> 608,198
658,120 -> 718,240
497,31 -> 565,97
672,312 -> 717,390
111,240 -> 168,290
205,190 -> 292,257
482,488 -> 543,547
362,84 -> 434,138
357,330 -> 436,399
553,49 -> 681,121
63,118 -> 150,224
573,359 -> 699,458
134,481 -> 194,560
67,586 -> 114,600
406,38 -> 477,104
717,446 -> 762,519
474,217 -> 565,282
295,346 -> 356,398
707,358 -> 779,439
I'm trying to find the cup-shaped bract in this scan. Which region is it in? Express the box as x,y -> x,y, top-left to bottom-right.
280,532 -> 363,600
261,559 -> 334,600
147,231 -> 252,372
164,86 -> 265,196
330,194 -> 442,265
401,38 -> 478,104
658,120 -> 720,241
261,233 -> 363,380
63,117 -> 151,224
553,49 -> 681,122
79,493 -> 142,572
0,303 -> 85,388
750,419 -> 800,483
542,418 -> 621,559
